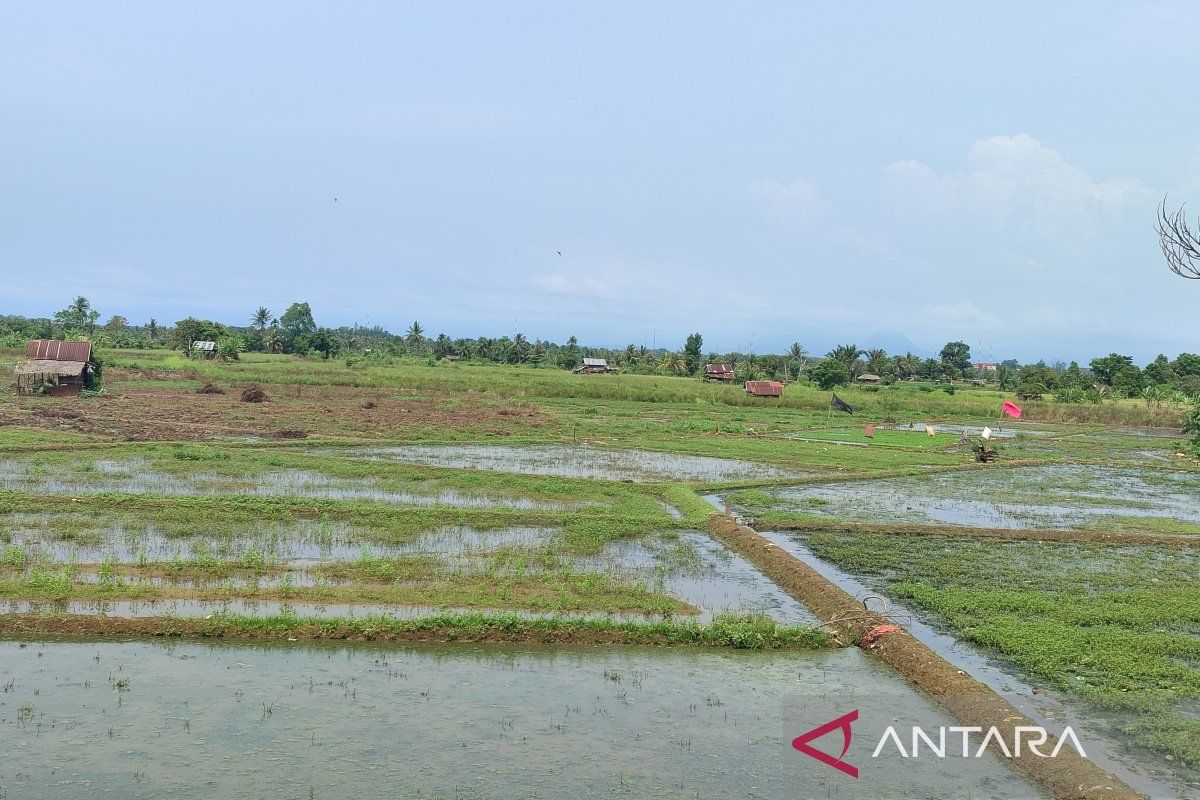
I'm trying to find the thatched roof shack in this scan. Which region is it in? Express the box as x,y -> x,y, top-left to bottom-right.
855,373 -> 881,384
14,340 -> 95,396
704,363 -> 736,382
744,380 -> 783,397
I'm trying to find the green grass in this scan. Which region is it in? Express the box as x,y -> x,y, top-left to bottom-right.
797,530 -> 1200,767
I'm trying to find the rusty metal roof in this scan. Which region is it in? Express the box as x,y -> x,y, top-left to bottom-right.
26,339 -> 93,362
744,381 -> 783,397
705,363 -> 734,376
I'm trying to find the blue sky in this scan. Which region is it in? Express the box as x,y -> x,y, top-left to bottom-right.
2,2 -> 1198,362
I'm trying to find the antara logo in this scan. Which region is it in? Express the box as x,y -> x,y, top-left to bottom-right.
792,710 -> 859,778
793,711 -> 1087,779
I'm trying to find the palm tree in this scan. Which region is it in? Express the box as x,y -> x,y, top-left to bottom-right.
787,342 -> 808,381
827,344 -> 864,377
658,352 -> 687,375
864,348 -> 889,376
405,321 -> 426,353
264,322 -> 285,354
508,333 -> 530,363
251,307 -> 273,349
146,319 -> 160,343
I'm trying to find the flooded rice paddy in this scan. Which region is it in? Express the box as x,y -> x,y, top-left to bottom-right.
743,526 -> 1189,800
742,464 -> 1200,530
0,459 -> 571,510
3,518 -> 815,623
323,444 -> 802,482
0,638 -> 1037,799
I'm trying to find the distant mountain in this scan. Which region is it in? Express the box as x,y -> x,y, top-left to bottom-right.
858,330 -> 934,358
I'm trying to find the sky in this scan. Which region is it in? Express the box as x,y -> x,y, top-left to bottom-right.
2,1 -> 1198,363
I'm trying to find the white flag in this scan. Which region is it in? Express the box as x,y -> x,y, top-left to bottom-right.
981,427 -> 992,440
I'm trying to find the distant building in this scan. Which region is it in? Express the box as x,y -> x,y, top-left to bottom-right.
973,362 -> 998,372
192,340 -> 217,359
744,380 -> 783,397
574,357 -> 618,374
855,373 -> 882,384
704,363 -> 736,382
14,340 -> 96,397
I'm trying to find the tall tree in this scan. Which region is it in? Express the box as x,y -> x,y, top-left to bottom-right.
683,333 -> 703,374
53,296 -> 100,335
787,343 -> 809,381
279,302 -> 316,352
939,341 -> 972,377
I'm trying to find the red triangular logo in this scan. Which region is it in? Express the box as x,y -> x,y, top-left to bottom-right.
792,709 -> 859,778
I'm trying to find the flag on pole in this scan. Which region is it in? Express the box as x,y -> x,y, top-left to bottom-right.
830,393 -> 854,414
925,424 -> 935,437
865,424 -> 874,438
1002,401 -> 1022,419
981,427 -> 992,440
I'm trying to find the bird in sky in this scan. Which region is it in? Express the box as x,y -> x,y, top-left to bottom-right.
556,250 -> 562,256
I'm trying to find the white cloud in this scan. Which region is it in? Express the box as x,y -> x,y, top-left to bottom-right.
749,177 -> 831,225
883,134 -> 1153,225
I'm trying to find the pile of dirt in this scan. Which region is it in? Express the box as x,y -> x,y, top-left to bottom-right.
273,429 -> 308,439
239,386 -> 268,403
361,400 -> 377,409
196,383 -> 225,395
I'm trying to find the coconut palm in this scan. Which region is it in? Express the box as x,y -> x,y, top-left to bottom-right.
658,352 -> 687,374
864,348 -> 889,376
787,342 -> 809,381
250,307 -> 273,349
827,344 -> 864,377
264,322 -> 285,354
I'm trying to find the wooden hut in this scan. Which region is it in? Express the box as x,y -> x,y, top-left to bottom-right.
574,357 -> 618,374
855,373 -> 882,384
14,340 -> 96,396
704,363 -> 736,382
744,380 -> 783,397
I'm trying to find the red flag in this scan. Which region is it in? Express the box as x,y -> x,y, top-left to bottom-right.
865,424 -> 874,438
1002,401 -> 1022,419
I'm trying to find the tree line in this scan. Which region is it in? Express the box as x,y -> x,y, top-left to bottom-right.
3,297 -> 1198,403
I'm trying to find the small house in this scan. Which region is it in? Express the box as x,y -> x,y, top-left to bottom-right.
744,380 -> 783,397
855,373 -> 882,384
192,340 -> 217,359
574,357 -> 618,374
704,363 -> 736,382
14,340 -> 96,396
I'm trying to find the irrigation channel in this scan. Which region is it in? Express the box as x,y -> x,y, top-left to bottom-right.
1,445 -> 1193,798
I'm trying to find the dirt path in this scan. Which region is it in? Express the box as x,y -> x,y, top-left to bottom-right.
706,512 -> 1140,800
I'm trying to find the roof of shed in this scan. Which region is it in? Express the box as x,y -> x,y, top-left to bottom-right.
26,340 -> 93,362
744,380 -> 783,396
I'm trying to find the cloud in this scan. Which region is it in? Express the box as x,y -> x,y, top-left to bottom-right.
883,134 -> 1153,225
749,177 -> 832,226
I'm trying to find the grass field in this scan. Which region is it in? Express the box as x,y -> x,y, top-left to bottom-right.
2,348 -> 1198,788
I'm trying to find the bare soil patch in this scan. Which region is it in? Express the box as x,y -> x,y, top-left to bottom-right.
0,378 -> 547,442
